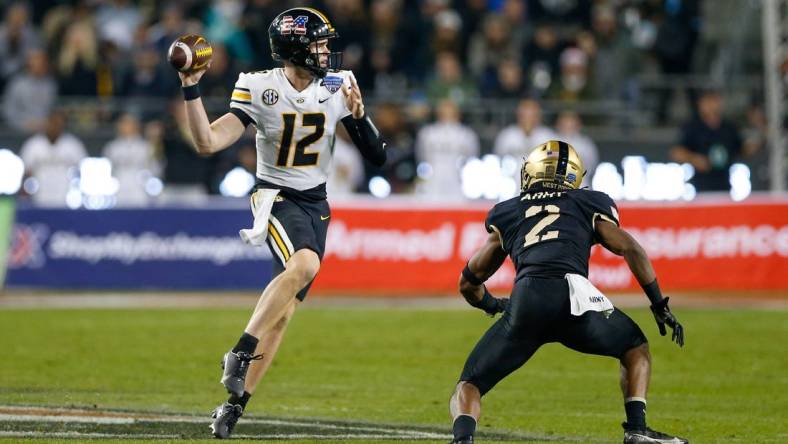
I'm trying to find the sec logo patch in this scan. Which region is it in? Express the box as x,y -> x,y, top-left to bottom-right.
262,89 -> 279,105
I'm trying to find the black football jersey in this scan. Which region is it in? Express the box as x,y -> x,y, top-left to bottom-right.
485,184 -> 619,280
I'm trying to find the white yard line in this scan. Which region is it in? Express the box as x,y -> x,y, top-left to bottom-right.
0,430 -> 180,439
234,433 -> 450,440
0,413 -> 133,424
0,405 -> 450,440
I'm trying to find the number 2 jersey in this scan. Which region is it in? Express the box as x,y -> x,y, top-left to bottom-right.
486,184 -> 620,280
229,68 -> 355,195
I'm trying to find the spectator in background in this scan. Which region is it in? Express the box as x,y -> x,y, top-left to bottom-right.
158,97 -> 211,200
430,9 -> 464,61
372,102 -> 416,193
526,0 -> 591,28
741,100 -> 768,190
415,99 -> 480,198
398,0 -> 451,83
148,3 -> 186,55
494,99 -> 557,158
467,13 -> 518,87
670,91 -> 748,192
522,23 -> 563,95
499,0 -> 527,54
327,128 -> 364,197
20,110 -> 87,206
589,4 -> 640,102
94,0 -> 141,51
456,0 -> 488,45
102,113 -> 161,206
2,48 -> 57,133
548,47 -> 595,102
653,0 -> 701,124
488,56 -> 528,98
117,45 -> 177,101
426,51 -> 478,106
199,42 -> 236,98
555,110 -> 598,188
236,143 -> 257,175
0,2 -> 39,90
498,0 -> 534,48
240,0 -> 285,69
205,0 -> 255,66
367,0 -> 410,96
56,19 -> 98,95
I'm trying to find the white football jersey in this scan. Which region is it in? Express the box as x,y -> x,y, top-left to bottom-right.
229,68 -> 354,191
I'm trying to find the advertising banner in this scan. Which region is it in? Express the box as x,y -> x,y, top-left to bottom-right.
315,199 -> 788,293
6,207 -> 272,289
0,197 -> 14,287
6,198 -> 787,293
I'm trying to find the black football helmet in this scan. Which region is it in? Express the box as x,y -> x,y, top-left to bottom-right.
268,7 -> 341,78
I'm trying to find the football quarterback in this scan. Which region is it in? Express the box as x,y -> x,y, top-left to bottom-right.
171,7 -> 386,439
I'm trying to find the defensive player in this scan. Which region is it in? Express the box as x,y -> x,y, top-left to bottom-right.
172,7 -> 386,439
451,141 -> 687,444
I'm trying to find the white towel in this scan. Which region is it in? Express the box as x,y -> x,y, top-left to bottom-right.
239,188 -> 280,246
565,273 -> 615,318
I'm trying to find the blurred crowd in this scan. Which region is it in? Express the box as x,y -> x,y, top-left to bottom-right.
0,0 -> 777,204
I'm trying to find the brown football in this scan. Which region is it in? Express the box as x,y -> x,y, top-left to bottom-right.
167,35 -> 213,73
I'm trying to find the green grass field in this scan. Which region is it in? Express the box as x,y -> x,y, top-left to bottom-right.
0,304 -> 786,443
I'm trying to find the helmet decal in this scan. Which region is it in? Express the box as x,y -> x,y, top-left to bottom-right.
281,15 -> 309,35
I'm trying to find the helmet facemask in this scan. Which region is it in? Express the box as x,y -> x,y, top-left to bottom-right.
302,35 -> 342,78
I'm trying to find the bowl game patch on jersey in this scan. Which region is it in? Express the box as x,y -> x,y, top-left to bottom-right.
321,76 -> 343,94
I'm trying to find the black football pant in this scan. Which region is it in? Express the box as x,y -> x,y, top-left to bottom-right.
460,276 -> 647,395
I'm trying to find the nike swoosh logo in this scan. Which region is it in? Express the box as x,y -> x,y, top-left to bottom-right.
318,97 -> 330,103
320,215 -> 330,220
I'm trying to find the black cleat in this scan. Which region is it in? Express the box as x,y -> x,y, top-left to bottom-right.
449,437 -> 473,444
220,350 -> 262,397
623,423 -> 689,444
210,402 -> 243,439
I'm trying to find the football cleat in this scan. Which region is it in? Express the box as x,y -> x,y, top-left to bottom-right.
220,350 -> 263,397
210,402 -> 243,439
449,437 -> 473,444
623,423 -> 689,444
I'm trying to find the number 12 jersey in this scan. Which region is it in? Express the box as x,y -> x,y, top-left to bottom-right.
229,68 -> 355,191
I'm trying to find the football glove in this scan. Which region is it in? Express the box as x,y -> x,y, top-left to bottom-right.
468,288 -> 508,316
649,297 -> 684,347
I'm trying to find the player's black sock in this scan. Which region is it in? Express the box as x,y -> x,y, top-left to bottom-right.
232,332 -> 259,355
452,415 -> 476,441
624,399 -> 647,430
228,391 -> 252,409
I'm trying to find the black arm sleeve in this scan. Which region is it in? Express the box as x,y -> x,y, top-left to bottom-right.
229,107 -> 255,128
341,115 -> 387,167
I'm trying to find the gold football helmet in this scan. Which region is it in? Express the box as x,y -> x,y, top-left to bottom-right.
521,140 -> 586,191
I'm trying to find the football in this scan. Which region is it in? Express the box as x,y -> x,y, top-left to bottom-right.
167,35 -> 212,73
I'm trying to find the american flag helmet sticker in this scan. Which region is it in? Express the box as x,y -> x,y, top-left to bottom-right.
281,15 -> 309,35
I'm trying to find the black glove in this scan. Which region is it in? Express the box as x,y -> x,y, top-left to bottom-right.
468,288 -> 508,316
649,297 -> 684,347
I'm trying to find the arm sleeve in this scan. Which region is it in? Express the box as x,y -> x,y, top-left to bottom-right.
341,114 -> 387,167
229,73 -> 256,127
